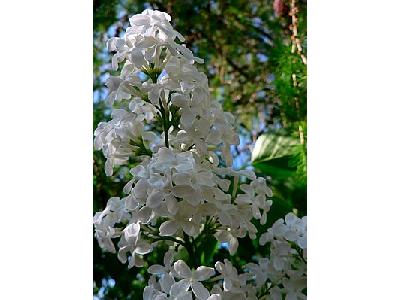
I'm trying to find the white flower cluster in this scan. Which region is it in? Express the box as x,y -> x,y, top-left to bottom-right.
143,213 -> 307,300
247,213 -> 307,300
93,9 -> 307,299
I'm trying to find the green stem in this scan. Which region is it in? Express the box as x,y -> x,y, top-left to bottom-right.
145,66 -> 169,148
158,98 -> 169,148
142,225 -> 202,268
153,236 -> 185,246
183,232 -> 198,268
164,111 -> 169,148
142,230 -> 185,247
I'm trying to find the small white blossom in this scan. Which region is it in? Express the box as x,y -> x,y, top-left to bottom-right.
170,260 -> 215,300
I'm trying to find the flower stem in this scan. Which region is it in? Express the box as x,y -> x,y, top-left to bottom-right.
163,110 -> 169,148
142,226 -> 185,247
158,97 -> 169,148
183,232 -> 198,268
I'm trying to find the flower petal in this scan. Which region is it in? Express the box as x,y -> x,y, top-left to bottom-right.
194,266 -> 215,281
159,220 -> 179,236
191,281 -> 210,300
135,241 -> 152,255
148,264 -> 165,275
176,291 -> 192,300
171,185 -> 195,198
207,295 -> 221,300
166,195 -> 179,215
138,206 -> 153,223
124,223 -> 140,240
147,190 -> 164,208
160,272 -> 175,293
172,173 -> 192,186
170,279 -> 191,297
174,260 -> 192,278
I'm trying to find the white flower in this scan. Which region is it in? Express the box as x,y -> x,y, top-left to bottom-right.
93,197 -> 129,253
147,250 -> 179,295
171,260 -> 215,300
148,249 -> 175,276
159,202 -> 200,237
246,258 -> 270,287
94,108 -> 154,176
128,9 -> 184,43
259,213 -> 307,251
236,178 -> 273,224
215,259 -> 247,293
117,223 -> 152,268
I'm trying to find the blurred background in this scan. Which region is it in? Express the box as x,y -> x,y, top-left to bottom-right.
93,0 -> 307,298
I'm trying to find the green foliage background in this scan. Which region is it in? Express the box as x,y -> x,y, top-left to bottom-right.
93,0 -> 307,298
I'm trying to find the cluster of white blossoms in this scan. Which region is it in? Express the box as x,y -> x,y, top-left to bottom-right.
143,214 -> 306,300
94,9 -> 307,299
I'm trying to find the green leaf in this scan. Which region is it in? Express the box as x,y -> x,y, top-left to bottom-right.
199,236 -> 218,266
251,134 -> 299,163
252,133 -> 299,180
253,156 -> 297,180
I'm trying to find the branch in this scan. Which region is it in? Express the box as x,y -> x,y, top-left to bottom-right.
289,0 -> 307,65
